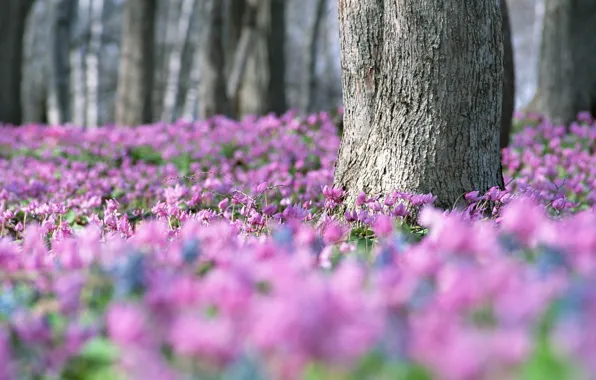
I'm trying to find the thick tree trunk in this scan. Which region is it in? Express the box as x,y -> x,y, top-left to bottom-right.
115,0 -> 157,126
0,0 -> 35,125
198,0 -> 232,119
333,0 -> 505,210
536,0 -> 596,125
500,0 -> 515,150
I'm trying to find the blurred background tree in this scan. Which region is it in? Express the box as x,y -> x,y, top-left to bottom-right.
0,0 -> 593,131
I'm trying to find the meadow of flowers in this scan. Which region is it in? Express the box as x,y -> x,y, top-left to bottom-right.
1,109 -> 596,379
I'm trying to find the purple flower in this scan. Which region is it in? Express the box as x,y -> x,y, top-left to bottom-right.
107,303 -> 150,347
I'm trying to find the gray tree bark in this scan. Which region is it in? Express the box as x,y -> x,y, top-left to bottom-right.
115,0 -> 157,126
53,0 -> 77,123
536,0 -> 596,125
500,0 -> 515,150
21,0 -> 51,124
333,0 -> 505,210
198,0 -> 233,118
161,0 -> 196,122
85,0 -> 105,128
237,0 -> 287,116
0,0 -> 35,125
301,0 -> 327,113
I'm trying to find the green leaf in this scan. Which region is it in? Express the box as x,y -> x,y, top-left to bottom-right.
61,338 -> 122,380
65,209 -> 77,225
171,153 -> 192,176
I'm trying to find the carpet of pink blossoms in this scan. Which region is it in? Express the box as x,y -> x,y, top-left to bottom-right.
1,110 -> 596,379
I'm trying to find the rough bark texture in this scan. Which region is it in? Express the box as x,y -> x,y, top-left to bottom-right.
537,0 -> 596,125
334,0 -> 505,210
115,0 -> 157,126
0,0 -> 35,125
500,0 -> 515,150
198,0 -> 232,119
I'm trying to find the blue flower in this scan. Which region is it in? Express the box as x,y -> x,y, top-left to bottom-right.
112,252 -> 146,297
181,238 -> 201,264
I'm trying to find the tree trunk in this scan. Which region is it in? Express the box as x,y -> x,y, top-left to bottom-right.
198,0 -> 232,119
266,0 -> 287,115
237,0 -> 287,116
85,0 -> 105,128
301,0 -> 327,114
21,0 -> 50,124
333,0 -> 505,210
0,0 -> 35,125
53,0 -> 77,123
500,0 -> 515,150
536,0 -> 596,125
115,0 -> 157,126
161,0 -> 196,122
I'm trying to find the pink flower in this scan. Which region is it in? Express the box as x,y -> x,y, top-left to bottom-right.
499,197 -> 545,245
107,303 -> 150,347
322,221 -> 347,244
169,315 -> 237,365
373,215 -> 394,238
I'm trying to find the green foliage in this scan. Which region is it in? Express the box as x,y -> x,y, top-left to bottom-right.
129,145 -> 164,165
349,350 -> 432,380
61,338 -> 121,380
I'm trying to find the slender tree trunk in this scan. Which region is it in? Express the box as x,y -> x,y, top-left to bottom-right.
224,0 -> 246,78
198,0 -> 232,119
21,0 -> 50,124
536,0 -> 596,125
500,0 -> 515,149
238,0 -> 287,116
115,0 -> 157,126
53,0 -> 76,123
333,0 -> 505,210
182,0 -> 209,120
161,0 -> 196,122
85,0 -> 104,128
226,0 -> 258,114
0,0 -> 35,125
301,0 -> 327,114
266,0 -> 287,115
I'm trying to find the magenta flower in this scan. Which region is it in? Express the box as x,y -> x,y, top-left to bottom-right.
373,215 -> 394,238
169,314 -> 237,366
107,303 -> 151,347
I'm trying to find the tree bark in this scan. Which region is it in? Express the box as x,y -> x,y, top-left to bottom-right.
115,0 -> 157,126
536,0 -> 596,125
0,0 -> 35,125
198,0 -> 233,119
301,0 -> 327,114
21,0 -> 50,124
500,0 -> 515,150
161,0 -> 196,122
237,0 -> 287,116
266,0 -> 287,115
333,0 -> 505,210
85,0 -> 105,128
53,0 -> 77,123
